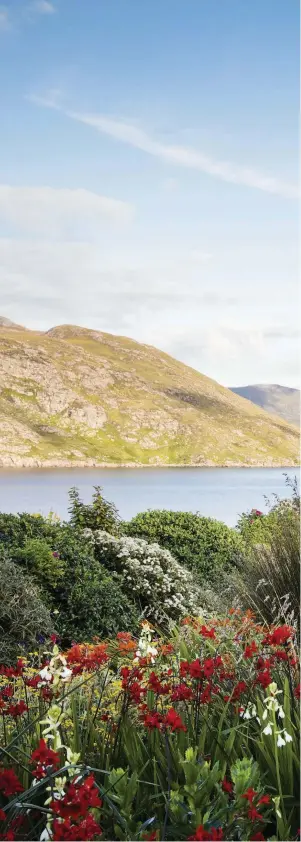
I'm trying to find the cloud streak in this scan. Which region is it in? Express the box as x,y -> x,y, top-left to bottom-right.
28,93 -> 299,199
0,184 -> 134,238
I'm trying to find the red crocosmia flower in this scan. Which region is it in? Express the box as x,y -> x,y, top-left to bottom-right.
52,815 -> 102,841
0,686 -> 13,699
142,832 -> 157,841
5,701 -> 28,718
257,794 -> 270,805
0,768 -> 24,797
200,686 -> 212,704
143,711 -> 162,730
51,775 -> 101,820
232,681 -> 248,700
30,739 -> 60,777
180,660 -> 190,677
222,778 -> 233,794
248,807 -> 264,822
189,659 -> 203,679
188,826 -> 223,841
25,675 -> 40,690
0,810 -> 6,822
50,633 -> 58,643
171,683 -> 193,702
294,683 -> 301,699
274,649 -> 288,661
164,707 -> 186,732
200,625 -> 216,639
148,672 -> 170,695
242,787 -> 258,804
244,641 -> 258,659
264,625 -> 293,646
250,834 -> 266,841
256,670 -> 272,689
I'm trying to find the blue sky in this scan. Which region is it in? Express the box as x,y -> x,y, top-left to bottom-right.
0,0 -> 299,386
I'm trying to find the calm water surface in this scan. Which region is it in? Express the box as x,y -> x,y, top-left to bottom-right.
0,467 -> 298,525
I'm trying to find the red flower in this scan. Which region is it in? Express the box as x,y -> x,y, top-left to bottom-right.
5,701 -> 28,718
231,681 -> 248,700
51,775 -> 101,820
189,659 -> 203,679
257,794 -> 270,805
141,832 -> 157,841
200,625 -> 216,639
256,669 -> 273,689
50,633 -> 58,643
0,768 -> 23,797
244,641 -> 258,659
250,834 -> 265,840
148,672 -> 170,695
172,683 -> 193,702
52,815 -> 102,841
31,739 -> 60,778
200,686 -> 212,704
189,826 -> 223,841
264,625 -> 293,646
248,807 -> 264,822
143,711 -> 162,730
222,778 -> 233,794
242,787 -> 258,804
294,683 -> 300,699
0,811 -> 6,822
164,707 -> 186,732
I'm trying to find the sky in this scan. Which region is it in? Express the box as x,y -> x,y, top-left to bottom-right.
0,0 -> 299,387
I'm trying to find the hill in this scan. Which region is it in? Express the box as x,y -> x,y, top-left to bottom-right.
0,321 -> 299,467
230,384 -> 300,428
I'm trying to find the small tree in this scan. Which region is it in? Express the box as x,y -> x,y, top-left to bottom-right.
68,486 -> 120,534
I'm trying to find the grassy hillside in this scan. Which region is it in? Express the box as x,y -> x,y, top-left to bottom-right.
230,384 -> 300,427
0,322 -> 299,467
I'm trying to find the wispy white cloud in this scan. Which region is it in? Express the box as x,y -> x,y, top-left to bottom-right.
27,93 -> 299,199
0,5 -> 10,30
0,184 -> 134,239
28,0 -> 56,14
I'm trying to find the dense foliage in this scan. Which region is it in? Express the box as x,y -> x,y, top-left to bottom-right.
230,498 -> 300,628
0,615 -> 299,841
124,510 -> 244,582
0,557 -> 53,663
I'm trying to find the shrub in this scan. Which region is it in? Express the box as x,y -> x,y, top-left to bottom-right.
0,556 -> 53,663
124,509 -> 243,582
13,537 -> 66,588
54,549 -> 140,644
229,502 -> 300,627
86,529 -> 204,625
68,485 -> 120,534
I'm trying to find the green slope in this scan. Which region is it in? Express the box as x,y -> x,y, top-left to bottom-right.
0,322 -> 299,467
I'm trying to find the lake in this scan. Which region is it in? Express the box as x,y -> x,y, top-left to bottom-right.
0,466 -> 298,525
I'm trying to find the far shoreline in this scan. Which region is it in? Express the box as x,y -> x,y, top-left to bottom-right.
0,462 -> 299,472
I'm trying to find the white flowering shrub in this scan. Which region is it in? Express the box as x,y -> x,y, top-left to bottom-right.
85,529 -> 202,625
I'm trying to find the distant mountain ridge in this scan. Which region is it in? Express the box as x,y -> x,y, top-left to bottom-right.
0,318 -> 299,467
230,384 -> 300,428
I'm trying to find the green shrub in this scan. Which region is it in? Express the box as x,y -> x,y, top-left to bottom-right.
124,509 -> 243,583
13,537 -> 66,588
0,556 -> 53,663
228,502 -> 300,627
68,486 -> 120,534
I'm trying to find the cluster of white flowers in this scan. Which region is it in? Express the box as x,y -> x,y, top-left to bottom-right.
240,682 -> 293,749
261,682 -> 293,747
86,529 -> 201,624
